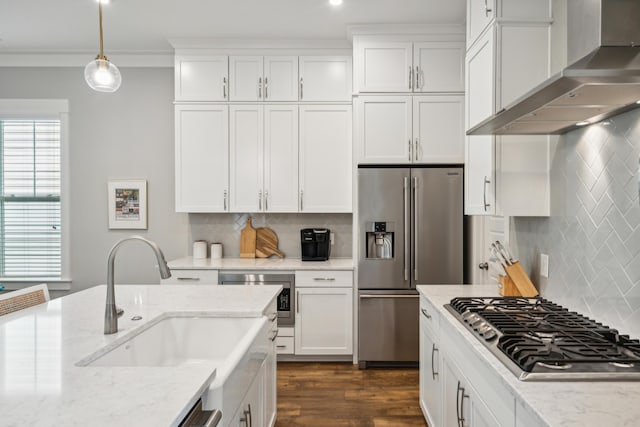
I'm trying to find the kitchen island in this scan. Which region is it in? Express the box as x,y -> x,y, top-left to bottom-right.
0,284 -> 280,427
418,285 -> 640,427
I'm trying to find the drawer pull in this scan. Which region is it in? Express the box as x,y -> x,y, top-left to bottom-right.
269,313 -> 278,321
269,330 -> 278,341
313,277 -> 336,281
421,308 -> 431,319
177,277 -> 200,281
276,345 -> 287,349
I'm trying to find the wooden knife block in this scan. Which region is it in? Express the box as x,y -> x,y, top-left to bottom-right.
498,261 -> 539,297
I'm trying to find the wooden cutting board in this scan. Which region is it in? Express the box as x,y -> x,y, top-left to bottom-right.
255,227 -> 285,259
240,217 -> 257,258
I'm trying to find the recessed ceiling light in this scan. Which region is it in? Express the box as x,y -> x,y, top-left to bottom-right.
329,0 -> 343,5
576,121 -> 590,126
636,100 -> 640,104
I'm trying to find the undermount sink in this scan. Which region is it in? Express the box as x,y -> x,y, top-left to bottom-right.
78,315 -> 264,367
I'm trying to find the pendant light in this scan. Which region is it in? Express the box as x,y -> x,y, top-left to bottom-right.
84,0 -> 121,92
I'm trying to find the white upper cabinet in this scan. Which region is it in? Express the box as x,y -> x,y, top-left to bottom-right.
413,95 -> 465,163
299,56 -> 353,102
355,40 -> 464,93
229,56 -> 298,101
175,104 -> 229,212
467,0 -> 496,49
175,55 -> 229,101
299,105 -> 352,213
229,104 -> 299,213
413,42 -> 465,93
357,95 -> 464,164
355,41 -> 413,93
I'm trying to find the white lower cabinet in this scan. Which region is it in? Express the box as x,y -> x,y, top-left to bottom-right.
230,366 -> 264,427
420,297 -> 524,427
294,270 -> 353,355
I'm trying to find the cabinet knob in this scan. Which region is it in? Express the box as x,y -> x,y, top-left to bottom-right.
479,262 -> 489,270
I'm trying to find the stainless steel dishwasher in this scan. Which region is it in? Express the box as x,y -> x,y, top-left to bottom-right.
218,272 -> 295,326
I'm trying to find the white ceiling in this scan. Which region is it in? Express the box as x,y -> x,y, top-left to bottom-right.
0,0 -> 466,53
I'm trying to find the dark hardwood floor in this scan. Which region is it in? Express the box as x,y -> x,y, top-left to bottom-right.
275,362 -> 428,427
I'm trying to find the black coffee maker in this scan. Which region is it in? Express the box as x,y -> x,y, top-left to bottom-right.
301,228 -> 331,261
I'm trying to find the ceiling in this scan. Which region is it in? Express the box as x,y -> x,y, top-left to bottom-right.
0,0 -> 466,53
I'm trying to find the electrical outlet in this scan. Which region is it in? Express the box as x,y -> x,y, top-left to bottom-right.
330,232 -> 335,245
540,254 -> 549,278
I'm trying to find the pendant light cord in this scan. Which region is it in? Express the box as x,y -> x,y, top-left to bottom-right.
98,1 -> 106,60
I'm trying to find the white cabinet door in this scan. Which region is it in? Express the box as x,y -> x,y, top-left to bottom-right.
465,29 -> 496,215
413,95 -> 465,164
355,41 -> 413,92
175,104 -> 229,212
414,42 -> 465,93
263,344 -> 277,427
229,105 -> 264,212
420,313 -> 441,427
294,287 -> 353,355
442,355 -> 469,427
467,0 -> 495,50
175,55 -> 228,101
264,105 -> 298,212
299,56 -> 352,101
356,96 -> 412,164
264,56 -> 299,101
229,56 -> 263,101
299,105 -> 352,213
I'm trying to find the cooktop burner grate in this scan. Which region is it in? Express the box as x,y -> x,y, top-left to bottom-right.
446,296 -> 640,379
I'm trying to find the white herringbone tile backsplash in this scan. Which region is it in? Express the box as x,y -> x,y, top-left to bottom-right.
513,108 -> 640,337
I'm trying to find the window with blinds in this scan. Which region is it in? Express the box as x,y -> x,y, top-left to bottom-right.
0,120 -> 61,279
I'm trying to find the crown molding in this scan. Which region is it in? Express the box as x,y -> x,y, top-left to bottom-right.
346,23 -> 465,41
168,38 -> 352,50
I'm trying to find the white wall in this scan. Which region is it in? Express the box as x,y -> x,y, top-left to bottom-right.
0,67 -> 190,293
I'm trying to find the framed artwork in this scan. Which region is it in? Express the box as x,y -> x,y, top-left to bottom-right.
107,179 -> 147,229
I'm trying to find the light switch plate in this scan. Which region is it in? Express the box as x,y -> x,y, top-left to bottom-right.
540,253 -> 549,278
330,232 -> 335,245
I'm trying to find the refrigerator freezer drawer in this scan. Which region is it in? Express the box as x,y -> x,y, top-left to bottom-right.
358,293 -> 419,365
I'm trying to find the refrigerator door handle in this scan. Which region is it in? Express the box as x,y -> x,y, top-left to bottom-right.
403,176 -> 410,282
413,176 -> 419,283
360,294 -> 419,299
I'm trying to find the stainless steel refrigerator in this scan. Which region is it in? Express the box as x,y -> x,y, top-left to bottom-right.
357,166 -> 463,367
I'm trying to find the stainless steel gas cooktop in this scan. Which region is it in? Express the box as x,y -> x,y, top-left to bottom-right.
445,297 -> 640,381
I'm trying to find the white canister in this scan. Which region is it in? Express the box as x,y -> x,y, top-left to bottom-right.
211,243 -> 223,259
193,240 -> 208,259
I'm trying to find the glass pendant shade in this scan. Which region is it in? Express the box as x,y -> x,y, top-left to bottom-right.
85,58 -> 121,92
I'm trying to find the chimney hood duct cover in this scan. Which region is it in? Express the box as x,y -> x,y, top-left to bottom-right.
467,0 -> 640,136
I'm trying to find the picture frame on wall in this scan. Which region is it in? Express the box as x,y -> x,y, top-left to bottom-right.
107,179 -> 147,229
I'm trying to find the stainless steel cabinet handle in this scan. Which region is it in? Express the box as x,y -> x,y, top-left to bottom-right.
264,190 -> 269,211
413,176 -> 419,281
223,77 -> 227,99
483,176 -> 491,211
248,404 -> 252,427
409,66 -> 413,90
431,344 -> 439,380
421,307 -> 431,319
223,190 -> 228,211
403,177 -> 410,281
456,381 -> 469,427
269,330 -> 278,341
300,190 -> 304,211
296,290 -> 299,313
414,138 -> 420,161
300,77 -> 304,99
415,66 -> 420,90
203,409 -> 222,427
313,277 -> 336,281
484,0 -> 492,17
276,345 -> 287,349
479,262 -> 489,270
269,313 -> 277,321
177,277 -> 200,281
361,294 -> 418,299
258,77 -> 262,99
265,77 -> 269,99
258,190 -> 263,211
408,139 -> 412,161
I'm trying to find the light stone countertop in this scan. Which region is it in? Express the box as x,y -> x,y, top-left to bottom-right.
0,284 -> 280,427
168,256 -> 354,271
417,285 -> 640,427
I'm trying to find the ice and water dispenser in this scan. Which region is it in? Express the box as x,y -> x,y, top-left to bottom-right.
365,222 -> 394,259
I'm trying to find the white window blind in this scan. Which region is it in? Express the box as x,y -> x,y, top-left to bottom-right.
0,120 -> 61,279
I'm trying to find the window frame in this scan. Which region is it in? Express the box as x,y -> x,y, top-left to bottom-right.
0,99 -> 70,290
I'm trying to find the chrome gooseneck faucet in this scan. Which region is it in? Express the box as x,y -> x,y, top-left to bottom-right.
105,235 -> 172,334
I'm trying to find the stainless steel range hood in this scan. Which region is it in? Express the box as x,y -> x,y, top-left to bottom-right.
467,0 -> 640,136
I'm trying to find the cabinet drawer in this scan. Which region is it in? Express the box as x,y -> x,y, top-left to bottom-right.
278,326 -> 294,337
296,270 -> 353,287
161,269 -> 219,284
419,296 -> 440,333
275,336 -> 294,354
